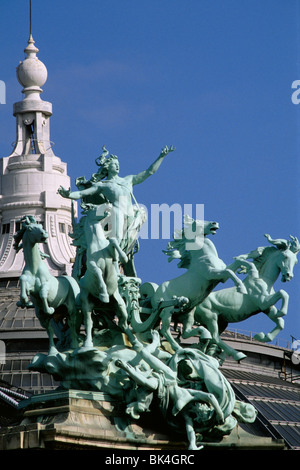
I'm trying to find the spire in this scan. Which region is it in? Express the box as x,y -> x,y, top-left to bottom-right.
25,0 -> 39,58
16,1 -> 47,101
13,0 -> 52,155
0,1 -> 76,278
29,0 -> 32,37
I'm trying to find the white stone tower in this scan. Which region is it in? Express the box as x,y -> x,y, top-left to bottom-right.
0,31 -> 76,278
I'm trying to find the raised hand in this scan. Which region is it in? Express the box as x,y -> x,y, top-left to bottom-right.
160,145 -> 175,157
57,186 -> 71,198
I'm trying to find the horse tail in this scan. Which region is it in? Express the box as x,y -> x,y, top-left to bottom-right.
57,275 -> 81,308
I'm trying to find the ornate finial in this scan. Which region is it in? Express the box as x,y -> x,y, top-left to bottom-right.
25,0 -> 38,57
29,0 -> 32,37
16,0 -> 47,99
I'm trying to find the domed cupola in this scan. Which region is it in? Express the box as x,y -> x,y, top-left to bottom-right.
0,26 -> 76,278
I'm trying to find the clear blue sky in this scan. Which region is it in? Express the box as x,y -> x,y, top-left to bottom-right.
0,0 -> 300,345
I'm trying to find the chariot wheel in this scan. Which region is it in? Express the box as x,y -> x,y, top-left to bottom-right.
139,282 -> 159,303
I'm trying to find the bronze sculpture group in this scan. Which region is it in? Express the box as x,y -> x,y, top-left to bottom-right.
14,146 -> 299,450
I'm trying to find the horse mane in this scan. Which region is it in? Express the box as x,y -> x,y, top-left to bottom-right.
248,234 -> 300,271
13,226 -> 26,252
13,216 -> 37,253
163,216 -> 209,268
13,216 -> 49,260
163,227 -> 193,268
246,246 -> 278,271
69,214 -> 87,252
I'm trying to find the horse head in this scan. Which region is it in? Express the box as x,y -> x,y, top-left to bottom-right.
204,220 -> 219,236
183,215 -> 219,238
14,216 -> 48,251
279,250 -> 298,282
25,221 -> 48,245
265,234 -> 299,282
163,216 -> 220,266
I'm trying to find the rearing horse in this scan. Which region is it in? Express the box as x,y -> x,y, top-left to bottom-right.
14,216 -> 81,354
131,215 -> 249,351
75,204 -> 130,348
194,234 -> 299,360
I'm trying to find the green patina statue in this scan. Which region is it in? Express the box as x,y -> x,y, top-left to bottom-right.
28,330 -> 257,450
74,202 -> 130,348
130,215 -> 253,359
14,216 -> 82,354
13,145 -> 298,450
58,145 -> 174,277
194,234 -> 300,355
115,330 -> 257,449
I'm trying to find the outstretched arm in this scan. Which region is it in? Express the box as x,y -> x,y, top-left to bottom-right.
131,145 -> 175,186
58,184 -> 99,200
115,359 -> 158,391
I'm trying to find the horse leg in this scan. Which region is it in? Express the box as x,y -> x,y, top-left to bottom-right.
109,238 -> 128,265
39,282 -> 55,314
88,261 -> 109,303
274,289 -> 289,317
83,310 -> 93,348
160,306 -> 181,351
263,290 -> 289,317
208,268 -> 247,294
80,289 -> 94,348
224,269 -> 247,294
254,306 -> 285,343
199,305 -> 246,361
68,306 -> 82,348
215,336 -> 247,361
228,259 -> 259,278
18,275 -> 34,307
266,307 -> 285,341
253,290 -> 289,342
180,308 -> 212,350
36,309 -> 57,355
46,320 -> 58,355
19,276 -> 28,305
113,291 -> 129,331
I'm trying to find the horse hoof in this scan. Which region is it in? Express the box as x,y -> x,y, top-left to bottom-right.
48,346 -> 59,356
264,334 -> 272,342
254,332 -> 272,343
99,294 -> 110,303
237,285 -> 247,295
235,352 -> 247,362
82,340 -> 95,350
76,345 -> 97,354
198,326 -> 212,340
254,332 -> 265,342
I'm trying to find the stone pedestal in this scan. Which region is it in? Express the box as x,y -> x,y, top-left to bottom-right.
0,390 -> 186,450
0,389 -> 285,451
